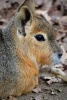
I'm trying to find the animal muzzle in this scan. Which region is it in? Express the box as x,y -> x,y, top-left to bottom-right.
51,52 -> 62,65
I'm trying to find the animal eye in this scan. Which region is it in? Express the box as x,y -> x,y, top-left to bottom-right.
35,34 -> 45,41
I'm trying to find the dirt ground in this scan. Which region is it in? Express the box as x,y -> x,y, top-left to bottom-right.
17,78 -> 67,100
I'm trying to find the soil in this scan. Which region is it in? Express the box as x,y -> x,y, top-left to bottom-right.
17,78 -> 67,100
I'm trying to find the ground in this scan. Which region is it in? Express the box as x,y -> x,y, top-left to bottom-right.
17,78 -> 67,100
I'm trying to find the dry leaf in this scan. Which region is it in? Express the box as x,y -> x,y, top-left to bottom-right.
50,90 -> 56,95
32,86 -> 42,93
34,95 -> 43,100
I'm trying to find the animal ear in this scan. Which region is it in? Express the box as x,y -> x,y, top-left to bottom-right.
15,0 -> 35,37
18,0 -> 35,14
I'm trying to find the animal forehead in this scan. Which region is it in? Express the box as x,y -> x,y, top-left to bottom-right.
31,16 -> 55,38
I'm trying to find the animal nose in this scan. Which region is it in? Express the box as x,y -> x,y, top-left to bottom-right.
58,53 -> 62,59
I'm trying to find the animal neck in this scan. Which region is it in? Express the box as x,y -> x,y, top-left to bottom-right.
16,48 -> 39,71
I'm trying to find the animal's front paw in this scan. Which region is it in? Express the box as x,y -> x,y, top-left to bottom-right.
51,64 -> 67,82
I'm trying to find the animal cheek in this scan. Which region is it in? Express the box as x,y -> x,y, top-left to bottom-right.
36,51 -> 52,65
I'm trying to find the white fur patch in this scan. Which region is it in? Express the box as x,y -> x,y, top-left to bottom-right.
17,28 -> 23,39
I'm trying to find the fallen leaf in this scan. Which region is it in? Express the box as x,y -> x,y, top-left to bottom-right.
34,95 -> 43,100
32,86 -> 42,93
61,45 -> 67,65
50,90 -> 56,95
42,76 -> 61,85
55,88 -> 62,93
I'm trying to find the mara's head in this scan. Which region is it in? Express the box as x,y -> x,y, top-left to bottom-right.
11,0 -> 62,66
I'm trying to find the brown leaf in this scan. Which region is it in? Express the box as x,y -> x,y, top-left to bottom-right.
32,86 -> 42,93
34,95 -> 43,100
61,45 -> 67,65
42,76 -> 61,85
50,90 -> 56,95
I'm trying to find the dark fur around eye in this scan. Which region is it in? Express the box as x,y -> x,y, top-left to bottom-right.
35,34 -> 45,41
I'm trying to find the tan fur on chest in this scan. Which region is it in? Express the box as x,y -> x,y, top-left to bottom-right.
16,49 -> 38,94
